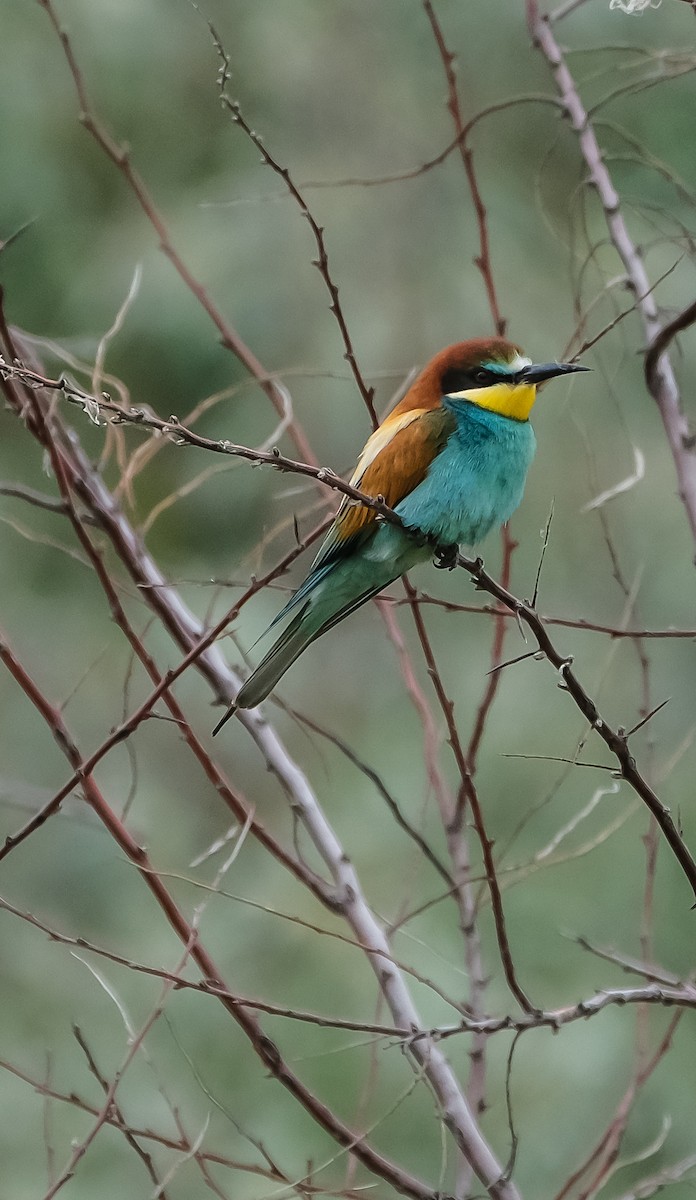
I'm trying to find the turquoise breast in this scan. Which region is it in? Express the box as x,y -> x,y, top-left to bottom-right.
395,400 -> 536,547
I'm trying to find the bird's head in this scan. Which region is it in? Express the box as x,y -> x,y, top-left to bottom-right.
398,337 -> 589,423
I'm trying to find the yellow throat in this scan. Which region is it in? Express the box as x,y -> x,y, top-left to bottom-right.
451,381 -> 538,422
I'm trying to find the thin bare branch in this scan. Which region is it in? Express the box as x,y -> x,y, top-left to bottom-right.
209,24 -> 378,429
422,0 -> 506,333
527,2 -> 696,552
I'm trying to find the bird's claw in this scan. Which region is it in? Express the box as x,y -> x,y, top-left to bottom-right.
433,543 -> 459,570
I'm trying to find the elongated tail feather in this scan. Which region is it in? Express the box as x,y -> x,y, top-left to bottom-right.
233,603 -> 316,713
212,524 -> 426,729
234,575 -> 389,712
212,579 -> 387,731
212,604 -> 315,734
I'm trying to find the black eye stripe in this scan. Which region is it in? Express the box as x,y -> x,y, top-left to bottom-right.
441,366 -> 500,393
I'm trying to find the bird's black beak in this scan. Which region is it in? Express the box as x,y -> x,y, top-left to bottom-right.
519,361 -> 591,385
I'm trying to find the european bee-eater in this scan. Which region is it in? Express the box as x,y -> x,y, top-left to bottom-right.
213,337 -> 587,730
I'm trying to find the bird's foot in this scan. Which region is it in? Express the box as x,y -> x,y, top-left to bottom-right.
433,543 -> 459,571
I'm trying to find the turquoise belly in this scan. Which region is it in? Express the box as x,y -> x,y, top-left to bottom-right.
395,401 -> 536,547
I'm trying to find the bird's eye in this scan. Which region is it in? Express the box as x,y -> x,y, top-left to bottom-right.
474,369 -> 489,384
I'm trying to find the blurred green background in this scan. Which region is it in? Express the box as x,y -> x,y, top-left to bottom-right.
1,0 -> 696,1196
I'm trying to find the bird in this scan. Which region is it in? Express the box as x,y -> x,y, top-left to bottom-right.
213,337 -> 588,731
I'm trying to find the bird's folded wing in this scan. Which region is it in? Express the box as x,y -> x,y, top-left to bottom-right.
312,405 -> 455,571
264,405 -> 454,632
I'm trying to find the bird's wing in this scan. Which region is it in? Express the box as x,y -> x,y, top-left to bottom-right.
312,405 -> 454,571
265,406 -> 453,632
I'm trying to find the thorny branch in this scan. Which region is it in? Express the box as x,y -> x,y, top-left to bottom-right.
3,892 -> 696,1041
210,24 -> 379,429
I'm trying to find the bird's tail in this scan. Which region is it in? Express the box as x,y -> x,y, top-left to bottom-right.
212,526 -> 425,731
235,603 -> 319,715
212,607 -> 315,734
212,577 -> 386,731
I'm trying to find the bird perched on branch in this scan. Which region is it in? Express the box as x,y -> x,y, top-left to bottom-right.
213,337 -> 587,730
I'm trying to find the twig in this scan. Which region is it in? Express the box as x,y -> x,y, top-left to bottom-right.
555,1012 -> 682,1200
397,595 -> 696,640
403,578 -> 537,1015
0,482 -> 97,525
452,549 -> 696,904
644,297 -> 696,397
548,0 -> 593,20
71,1025 -> 168,1196
612,1153 -> 696,1200
0,1053 -> 370,1198
210,26 -> 378,429
226,94 -> 563,194
378,593 -> 491,1130
422,0 -> 506,333
291,709 -> 455,888
467,527 -> 517,772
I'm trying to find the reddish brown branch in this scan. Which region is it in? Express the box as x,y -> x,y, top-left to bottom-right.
419,21 -> 517,1127
403,579 -> 536,1015
0,631 -> 447,1200
554,1012 -> 682,1200
423,1 -> 506,335
467,528 -> 517,772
